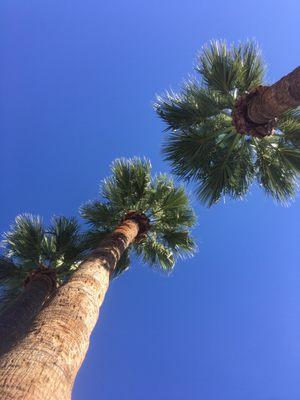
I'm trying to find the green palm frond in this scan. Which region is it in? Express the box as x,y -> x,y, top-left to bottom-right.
81,158 -> 196,273
1,215 -> 86,299
278,108 -> 300,146
160,230 -> 195,257
4,214 -> 45,264
156,40 -> 300,206
102,157 -> 151,210
155,86 -> 229,130
48,216 -> 84,265
196,40 -> 264,95
0,256 -> 27,312
197,41 -> 241,96
135,237 -> 175,271
255,137 -> 300,202
195,134 -> 255,205
233,42 -> 264,91
0,256 -> 23,285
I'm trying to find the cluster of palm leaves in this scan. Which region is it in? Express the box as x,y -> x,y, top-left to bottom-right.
81,158 -> 195,274
0,215 -> 84,309
156,41 -> 300,206
0,158 -> 196,304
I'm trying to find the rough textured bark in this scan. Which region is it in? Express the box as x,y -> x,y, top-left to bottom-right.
232,66 -> 300,137
247,66 -> 300,124
0,270 -> 56,356
0,219 -> 139,400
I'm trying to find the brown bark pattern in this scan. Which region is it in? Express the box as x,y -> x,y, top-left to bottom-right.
0,271 -> 55,356
247,66 -> 300,124
0,219 -> 139,400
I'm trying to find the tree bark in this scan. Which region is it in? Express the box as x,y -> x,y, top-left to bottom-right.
0,270 -> 56,356
0,219 -> 139,400
247,66 -> 300,124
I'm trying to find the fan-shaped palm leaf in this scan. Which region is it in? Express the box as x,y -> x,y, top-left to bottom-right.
1,214 -> 86,302
81,158 -> 196,274
156,40 -> 300,206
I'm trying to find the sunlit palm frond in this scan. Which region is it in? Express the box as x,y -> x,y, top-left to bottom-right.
1,215 -> 86,301
277,108 -> 300,147
156,40 -> 299,206
233,42 -> 264,91
254,137 -> 300,203
155,85 -> 229,130
134,237 -> 175,271
3,214 -> 45,264
196,41 -> 238,96
195,134 -> 254,205
160,230 -> 195,258
81,158 -> 196,273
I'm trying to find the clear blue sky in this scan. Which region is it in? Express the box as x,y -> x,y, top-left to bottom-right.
1,1 -> 300,399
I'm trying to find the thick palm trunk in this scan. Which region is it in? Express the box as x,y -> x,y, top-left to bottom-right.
0,269 -> 55,356
0,219 -> 139,400
247,66 -> 300,124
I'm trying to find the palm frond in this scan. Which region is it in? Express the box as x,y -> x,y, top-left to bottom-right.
195,134 -> 255,206
81,158 -> 196,273
156,40 -> 300,206
102,157 -> 151,210
163,115 -> 232,180
155,86 -> 229,130
255,137 -> 299,203
0,256 -> 23,284
135,237 -> 175,271
277,108 -> 300,147
196,40 -> 264,95
233,42 -> 264,91
1,214 -> 86,291
3,214 -> 45,263
0,256 -> 25,312
80,202 -> 120,229
196,41 -> 240,96
160,230 -> 196,257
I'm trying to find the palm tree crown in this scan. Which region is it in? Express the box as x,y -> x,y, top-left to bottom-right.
155,41 -> 300,206
81,158 -> 196,277
0,215 -> 85,307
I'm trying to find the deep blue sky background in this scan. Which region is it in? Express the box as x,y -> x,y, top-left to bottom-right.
1,1 -> 300,399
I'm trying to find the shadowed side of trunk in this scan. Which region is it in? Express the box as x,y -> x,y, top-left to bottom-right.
0,219 -> 139,400
247,66 -> 300,124
0,270 -> 56,356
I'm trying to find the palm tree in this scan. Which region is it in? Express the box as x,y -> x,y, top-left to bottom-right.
0,215 -> 84,355
155,41 -> 300,206
0,158 -> 196,400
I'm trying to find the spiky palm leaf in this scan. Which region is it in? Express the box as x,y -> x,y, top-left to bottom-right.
0,215 -> 86,308
81,158 -> 196,275
156,41 -> 300,205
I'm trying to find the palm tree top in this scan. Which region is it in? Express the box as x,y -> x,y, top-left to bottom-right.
81,157 -> 196,276
0,215 -> 85,307
155,40 -> 300,206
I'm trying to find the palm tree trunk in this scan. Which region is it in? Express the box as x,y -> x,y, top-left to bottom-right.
0,269 -> 56,356
247,66 -> 300,124
0,219 -> 139,400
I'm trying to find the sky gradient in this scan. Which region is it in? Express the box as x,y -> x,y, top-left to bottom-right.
1,1 -> 300,399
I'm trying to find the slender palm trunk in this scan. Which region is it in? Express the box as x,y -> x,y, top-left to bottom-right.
0,270 -> 55,356
247,66 -> 300,124
0,219 -> 139,400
